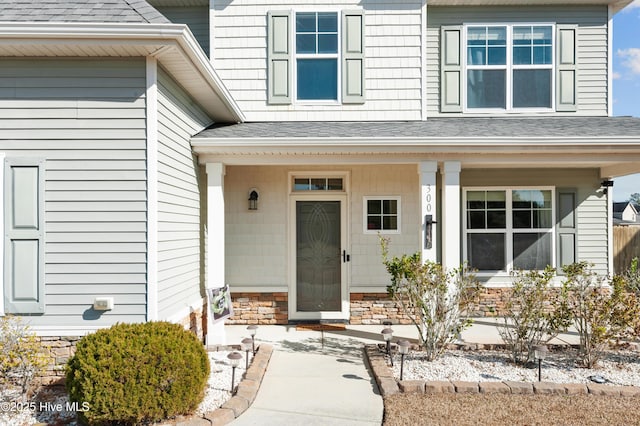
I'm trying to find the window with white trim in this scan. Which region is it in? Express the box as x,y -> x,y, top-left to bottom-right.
267,10 -> 365,105
465,24 -> 554,110
464,188 -> 554,272
295,12 -> 339,101
364,197 -> 400,234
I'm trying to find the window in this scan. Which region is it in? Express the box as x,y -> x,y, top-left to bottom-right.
464,188 -> 554,272
296,12 -> 339,101
293,177 -> 344,191
364,197 -> 400,233
465,24 -> 553,110
267,10 -> 365,105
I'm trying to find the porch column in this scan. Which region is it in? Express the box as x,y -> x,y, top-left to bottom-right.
206,162 -> 226,345
442,161 -> 461,270
419,161 -> 438,263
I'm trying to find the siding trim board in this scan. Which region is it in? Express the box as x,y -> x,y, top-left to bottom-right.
146,57 -> 159,322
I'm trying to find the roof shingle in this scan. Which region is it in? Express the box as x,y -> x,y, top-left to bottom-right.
0,0 -> 170,23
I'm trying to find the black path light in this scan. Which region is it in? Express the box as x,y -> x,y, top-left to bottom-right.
533,345 -> 549,382
381,327 -> 394,366
241,338 -> 253,370
397,340 -> 411,381
227,351 -> 243,393
247,324 -> 258,354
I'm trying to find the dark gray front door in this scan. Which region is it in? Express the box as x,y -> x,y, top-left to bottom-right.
296,201 -> 341,312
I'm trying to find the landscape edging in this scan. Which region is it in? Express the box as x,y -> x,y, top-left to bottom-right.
364,344 -> 640,398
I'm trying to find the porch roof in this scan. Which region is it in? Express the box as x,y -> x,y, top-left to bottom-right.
192,117 -> 640,177
196,117 -> 640,139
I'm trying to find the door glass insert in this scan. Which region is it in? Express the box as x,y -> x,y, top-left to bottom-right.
296,201 -> 341,312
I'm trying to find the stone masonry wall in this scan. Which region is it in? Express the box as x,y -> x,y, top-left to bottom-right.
349,293 -> 412,325
226,292 -> 288,325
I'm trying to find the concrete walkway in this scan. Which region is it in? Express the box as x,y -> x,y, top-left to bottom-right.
226,325 -> 384,426
223,320 -> 581,425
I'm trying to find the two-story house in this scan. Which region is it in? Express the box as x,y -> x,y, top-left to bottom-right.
1,0 -> 640,345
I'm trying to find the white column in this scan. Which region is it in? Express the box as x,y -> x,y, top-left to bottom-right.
442,161 -> 461,271
606,179 -> 614,276
206,162 -> 226,345
146,57 -> 159,321
419,161 -> 438,263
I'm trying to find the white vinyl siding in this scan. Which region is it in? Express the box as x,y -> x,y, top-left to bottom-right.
156,68 -> 212,320
427,5 -> 609,117
0,58 -> 148,327
213,0 -> 423,121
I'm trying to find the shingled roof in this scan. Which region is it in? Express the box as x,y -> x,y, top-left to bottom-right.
0,0 -> 169,23
195,117 -> 640,139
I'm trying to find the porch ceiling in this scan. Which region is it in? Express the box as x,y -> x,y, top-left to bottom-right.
191,117 -> 640,177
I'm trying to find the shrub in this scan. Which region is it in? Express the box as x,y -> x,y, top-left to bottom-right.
381,237 -> 480,361
622,257 -> 640,295
0,316 -> 47,401
498,267 -> 571,365
561,262 -> 640,368
66,321 -> 210,425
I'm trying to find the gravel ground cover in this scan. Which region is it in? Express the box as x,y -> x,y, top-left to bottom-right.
0,350 -> 246,426
391,347 -> 640,386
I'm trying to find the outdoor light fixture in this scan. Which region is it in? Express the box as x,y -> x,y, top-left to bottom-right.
381,327 -> 394,366
533,345 -> 548,382
248,189 -> 259,210
227,351 -> 243,393
241,338 -> 253,370
247,325 -> 258,354
601,180 -> 614,194
397,340 -> 411,381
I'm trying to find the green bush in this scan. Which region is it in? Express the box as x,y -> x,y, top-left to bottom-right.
498,267 -> 571,365
561,262 -> 640,368
66,321 -> 210,425
0,316 -> 47,402
381,237 -> 481,361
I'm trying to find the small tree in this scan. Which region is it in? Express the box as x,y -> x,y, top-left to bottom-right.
381,237 -> 480,361
561,262 -> 640,368
0,316 -> 48,401
622,257 -> 640,295
498,267 -> 571,365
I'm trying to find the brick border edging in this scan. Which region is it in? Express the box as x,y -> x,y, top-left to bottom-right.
364,344 -> 640,397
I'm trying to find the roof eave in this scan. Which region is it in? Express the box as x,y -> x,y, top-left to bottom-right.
0,22 -> 245,123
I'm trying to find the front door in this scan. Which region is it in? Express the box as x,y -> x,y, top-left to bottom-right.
290,196 -> 348,320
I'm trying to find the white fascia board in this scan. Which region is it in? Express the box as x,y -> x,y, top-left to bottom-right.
0,22 -> 244,123
192,136 -> 640,150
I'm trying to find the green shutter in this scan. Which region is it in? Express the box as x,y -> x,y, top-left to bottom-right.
267,11 -> 292,105
4,158 -> 45,314
556,25 -> 577,112
556,188 -> 578,272
342,10 -> 365,104
440,26 -> 463,113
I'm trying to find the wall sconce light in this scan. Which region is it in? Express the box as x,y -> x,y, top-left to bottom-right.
601,180 -> 614,195
248,188 -> 259,210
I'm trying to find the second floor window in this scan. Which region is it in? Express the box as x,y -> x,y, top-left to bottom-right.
296,12 -> 339,101
466,24 -> 553,111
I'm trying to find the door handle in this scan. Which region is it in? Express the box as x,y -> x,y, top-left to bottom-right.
342,250 -> 351,263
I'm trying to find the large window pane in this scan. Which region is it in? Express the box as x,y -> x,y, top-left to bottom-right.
468,233 -> 505,271
513,232 -> 551,270
468,70 -> 506,108
297,59 -> 338,100
513,69 -> 551,108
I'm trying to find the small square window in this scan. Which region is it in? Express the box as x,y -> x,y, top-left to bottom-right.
364,197 -> 400,234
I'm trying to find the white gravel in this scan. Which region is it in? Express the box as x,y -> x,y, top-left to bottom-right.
391,347 -> 640,386
0,350 -> 249,426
